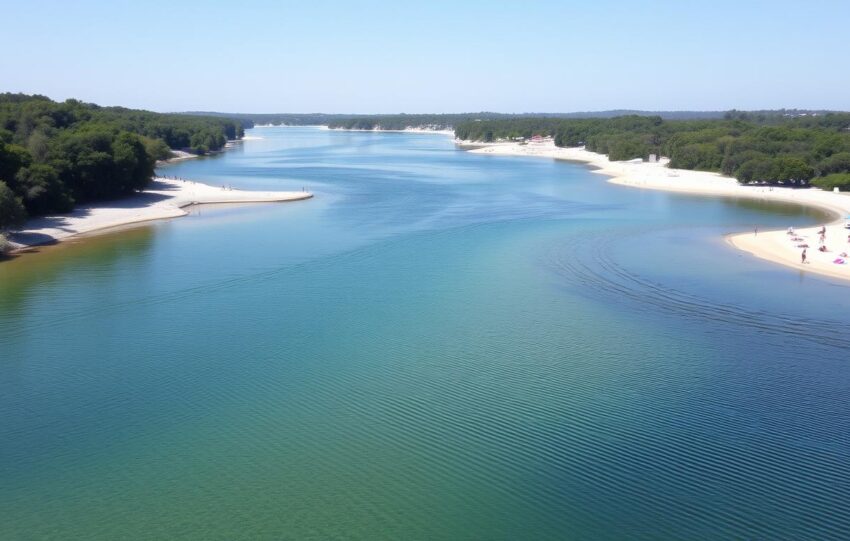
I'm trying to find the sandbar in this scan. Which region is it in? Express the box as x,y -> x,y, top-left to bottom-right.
8,178 -> 312,252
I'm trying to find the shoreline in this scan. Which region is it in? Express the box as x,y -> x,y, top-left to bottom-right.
328,127 -> 455,136
7,178 -> 312,253
158,149 -> 199,164
462,140 -> 850,282
156,137 -> 250,166
259,125 -> 454,136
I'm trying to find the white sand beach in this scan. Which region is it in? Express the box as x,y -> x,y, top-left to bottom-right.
161,149 -> 198,163
258,125 -> 453,135
9,178 -> 312,251
330,127 -> 455,135
395,128 -> 455,136
157,137 -> 253,166
463,140 -> 850,282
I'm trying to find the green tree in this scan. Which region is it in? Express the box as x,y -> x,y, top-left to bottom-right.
811,173 -> 850,191
773,156 -> 814,183
0,180 -> 26,229
27,130 -> 51,162
736,157 -> 775,183
141,137 -> 173,161
14,164 -> 74,214
817,152 -> 850,175
0,142 -> 32,191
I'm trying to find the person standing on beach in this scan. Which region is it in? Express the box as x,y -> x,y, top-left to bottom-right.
802,248 -> 807,264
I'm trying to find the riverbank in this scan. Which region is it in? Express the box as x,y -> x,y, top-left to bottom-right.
161,149 -> 199,163
328,127 -> 454,135
254,125 -> 453,136
156,137 -> 253,165
462,139 -> 850,282
8,178 -> 312,252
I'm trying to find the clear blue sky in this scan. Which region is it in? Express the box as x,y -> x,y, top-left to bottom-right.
3,0 -> 849,113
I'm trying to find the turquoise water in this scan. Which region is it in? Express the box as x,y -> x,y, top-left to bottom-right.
1,127 -> 848,539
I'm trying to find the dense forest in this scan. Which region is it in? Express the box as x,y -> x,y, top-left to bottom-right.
454,113 -> 850,190
321,112 -> 728,131
327,114 -> 491,130
0,94 -> 244,228
191,112 -> 522,130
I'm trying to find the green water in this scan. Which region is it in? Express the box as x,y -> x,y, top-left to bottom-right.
1,128 -> 848,539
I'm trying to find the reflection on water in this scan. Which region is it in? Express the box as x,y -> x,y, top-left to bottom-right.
0,227 -> 156,316
724,196 -> 837,222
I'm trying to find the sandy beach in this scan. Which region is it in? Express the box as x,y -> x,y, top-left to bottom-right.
8,178 -> 312,252
155,137 -> 256,166
463,139 -> 850,282
256,125 -> 454,135
159,149 -> 199,163
328,127 -> 455,136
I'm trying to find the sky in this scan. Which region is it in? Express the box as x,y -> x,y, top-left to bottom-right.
3,0 -> 850,113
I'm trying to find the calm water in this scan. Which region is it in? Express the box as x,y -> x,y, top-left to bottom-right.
1,127 -> 848,540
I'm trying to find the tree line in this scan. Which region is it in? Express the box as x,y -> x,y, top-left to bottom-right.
0,94 -> 244,228
190,110 -> 731,131
454,114 -> 850,189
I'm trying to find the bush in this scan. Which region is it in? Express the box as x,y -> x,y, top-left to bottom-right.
810,173 -> 850,192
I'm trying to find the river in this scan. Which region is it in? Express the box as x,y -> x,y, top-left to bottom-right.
1,127 -> 847,539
